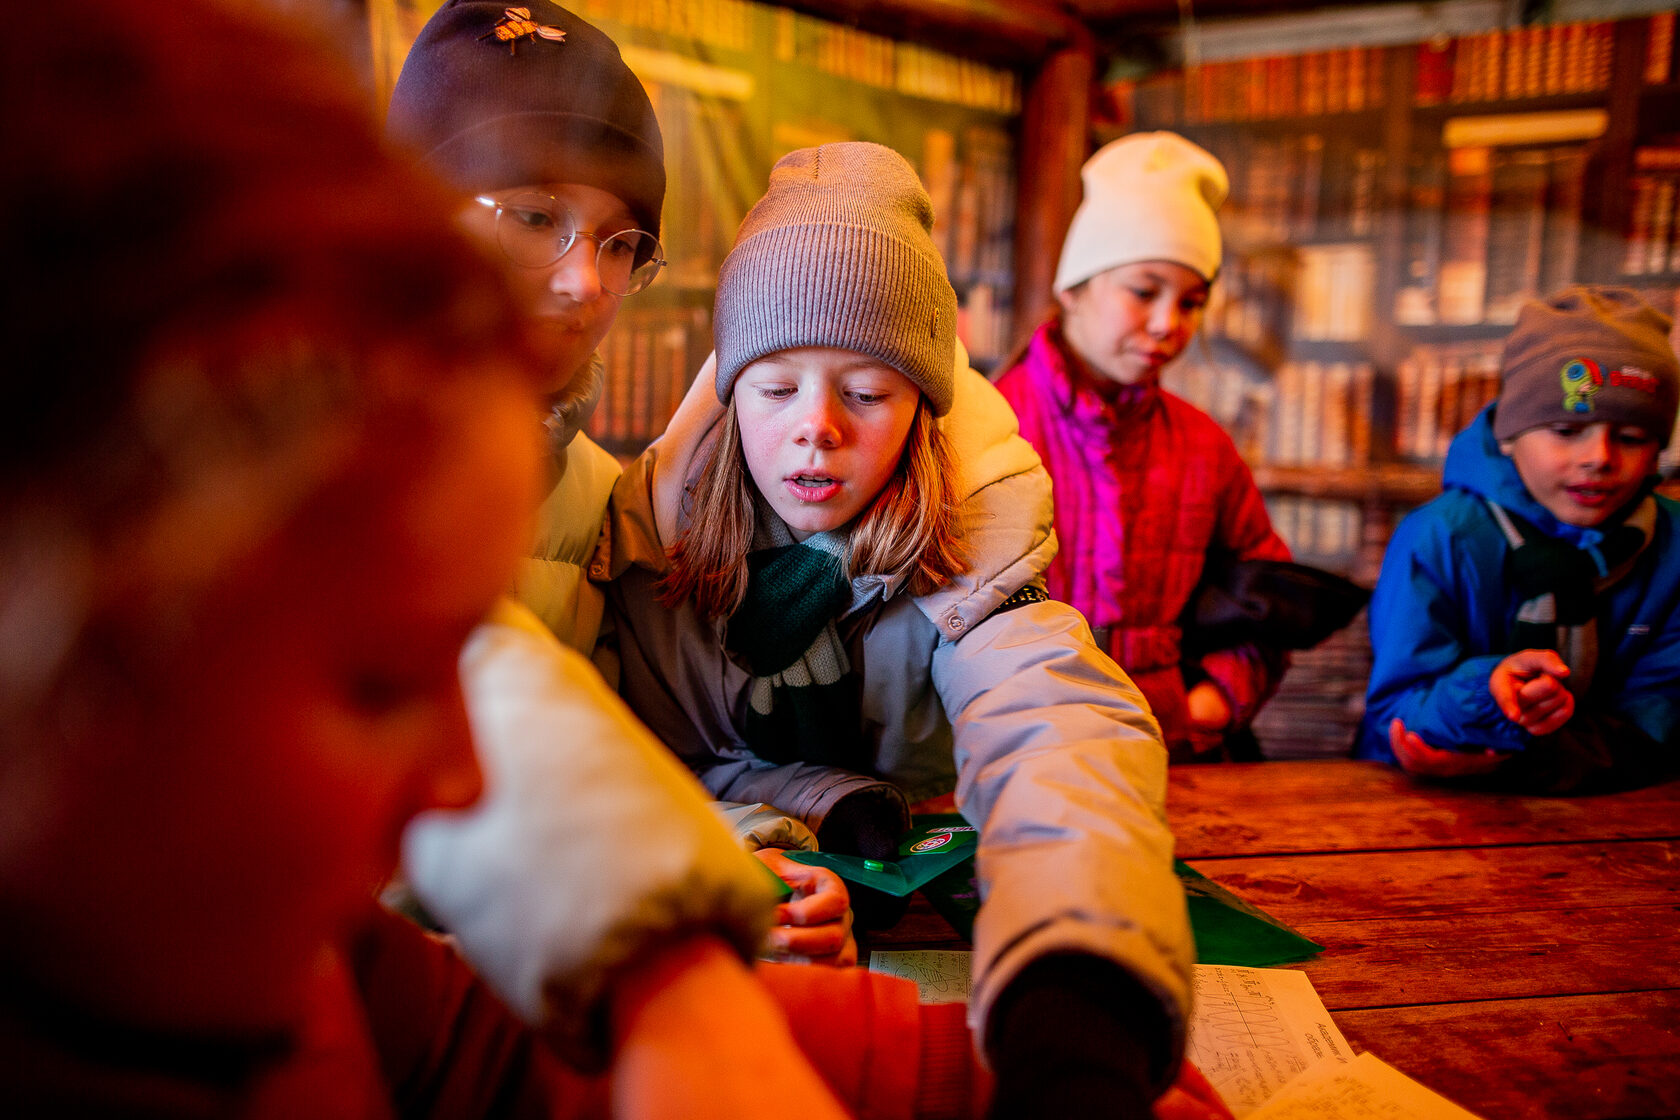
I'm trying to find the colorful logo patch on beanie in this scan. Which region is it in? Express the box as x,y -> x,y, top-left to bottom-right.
1609,365 -> 1662,394
1559,358 -> 1602,414
480,7 -> 565,54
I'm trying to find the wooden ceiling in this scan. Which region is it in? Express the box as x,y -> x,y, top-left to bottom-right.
777,0 -> 1355,67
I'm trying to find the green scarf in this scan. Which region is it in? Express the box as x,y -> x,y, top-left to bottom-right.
724,520 -> 861,767
1487,494 -> 1656,696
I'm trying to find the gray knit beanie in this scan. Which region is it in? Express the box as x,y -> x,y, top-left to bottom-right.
1493,285 -> 1680,447
386,0 -> 664,238
713,142 -> 957,416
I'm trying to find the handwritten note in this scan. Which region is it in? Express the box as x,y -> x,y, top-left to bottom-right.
1187,964 -> 1353,1117
868,949 -> 972,1004
1246,1052 -> 1485,1119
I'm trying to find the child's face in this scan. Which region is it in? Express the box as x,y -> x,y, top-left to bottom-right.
1501,421 -> 1660,527
458,181 -> 633,397
1,363 -> 541,1037
1056,260 -> 1209,386
734,347 -> 920,541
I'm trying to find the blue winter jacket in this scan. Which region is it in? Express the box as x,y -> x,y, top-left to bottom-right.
1355,405 -> 1680,789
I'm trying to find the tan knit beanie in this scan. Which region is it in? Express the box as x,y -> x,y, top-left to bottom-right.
713,142 -> 957,416
1054,131 -> 1227,292
1493,285 -> 1680,447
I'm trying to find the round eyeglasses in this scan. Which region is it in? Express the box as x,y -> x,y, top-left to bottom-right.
473,192 -> 666,296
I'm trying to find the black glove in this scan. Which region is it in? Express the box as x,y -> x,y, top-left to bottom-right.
815,783 -> 911,930
986,954 -> 1171,1120
814,783 -> 909,860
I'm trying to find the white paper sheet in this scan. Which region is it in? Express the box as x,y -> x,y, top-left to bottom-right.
1246,1051 -> 1485,1119
1187,964 -> 1354,1117
867,949 -> 972,1004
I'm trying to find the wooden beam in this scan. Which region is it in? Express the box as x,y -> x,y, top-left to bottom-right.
768,0 -> 1089,65
1012,44 -> 1095,356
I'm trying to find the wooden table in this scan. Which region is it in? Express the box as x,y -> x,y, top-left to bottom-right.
871,760 -> 1680,1119
1175,759 -> 1680,1119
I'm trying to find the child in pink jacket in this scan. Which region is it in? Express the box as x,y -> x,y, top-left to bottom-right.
994,132 -> 1292,762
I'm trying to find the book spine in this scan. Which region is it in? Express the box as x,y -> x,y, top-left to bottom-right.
628,325 -> 653,445
1416,38 -> 1453,106
1438,145 -> 1494,324
1350,362 -> 1374,465
1539,146 -> 1586,296
1624,175 -> 1657,276
1396,151 -> 1446,325
1483,148 -> 1549,324
1648,177 -> 1676,275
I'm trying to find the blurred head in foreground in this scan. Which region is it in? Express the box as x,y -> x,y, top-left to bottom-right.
0,0 -> 542,1041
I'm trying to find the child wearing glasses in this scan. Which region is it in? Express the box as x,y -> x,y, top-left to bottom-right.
1358,286 -> 1680,793
384,0 -> 858,1066
600,141 -> 1219,1120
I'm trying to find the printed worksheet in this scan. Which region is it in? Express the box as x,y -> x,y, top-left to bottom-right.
1245,1051 -> 1485,1119
1187,964 -> 1354,1117
868,949 -> 972,1004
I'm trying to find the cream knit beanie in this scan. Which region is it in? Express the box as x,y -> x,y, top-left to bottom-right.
714,142 -> 958,416
1053,131 -> 1228,293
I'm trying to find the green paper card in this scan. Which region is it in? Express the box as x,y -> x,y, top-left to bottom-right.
785,814 -> 978,897
1176,860 -> 1323,966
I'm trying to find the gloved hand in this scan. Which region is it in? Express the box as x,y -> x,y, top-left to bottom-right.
814,783 -> 911,931
986,954 -> 1170,1120
814,782 -> 909,860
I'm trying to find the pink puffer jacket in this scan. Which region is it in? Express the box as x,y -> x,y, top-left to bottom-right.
994,321 -> 1291,759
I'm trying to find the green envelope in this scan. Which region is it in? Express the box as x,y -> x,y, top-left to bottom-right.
1176,860 -> 1323,966
784,813 -> 977,897
921,860 -> 1321,967
791,816 -> 1322,968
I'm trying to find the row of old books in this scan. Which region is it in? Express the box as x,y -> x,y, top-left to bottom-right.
1162,357 -> 1369,570
924,125 -> 1016,367
1265,496 -> 1364,569
589,304 -> 712,454
1622,143 -> 1680,277
1199,132 -> 1383,246
1293,244 -> 1376,343
1202,241 -> 1375,355
1394,143 -> 1585,326
1393,342 -> 1503,462
1202,251 -> 1292,355
1173,47 -> 1388,124
1413,19 -> 1615,106
578,0 -> 754,52
770,9 -> 1019,113
1269,360 -> 1376,468
1647,10 -> 1678,85
1164,355 -> 1375,469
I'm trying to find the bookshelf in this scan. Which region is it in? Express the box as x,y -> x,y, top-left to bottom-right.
1126,10 -> 1680,584
555,0 -> 1028,460
1115,10 -> 1680,759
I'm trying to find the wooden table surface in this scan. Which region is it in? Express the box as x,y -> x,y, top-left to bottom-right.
1169,760 -> 1680,1120
869,759 -> 1680,1119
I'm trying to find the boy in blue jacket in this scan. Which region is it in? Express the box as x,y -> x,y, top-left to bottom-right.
1358,286 -> 1680,792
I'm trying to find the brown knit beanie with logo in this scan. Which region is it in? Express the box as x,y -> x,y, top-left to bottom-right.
1493,285 -> 1680,447
386,0 -> 665,238
713,142 -> 958,416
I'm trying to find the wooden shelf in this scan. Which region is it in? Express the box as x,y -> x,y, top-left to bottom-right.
1250,462 -> 1440,506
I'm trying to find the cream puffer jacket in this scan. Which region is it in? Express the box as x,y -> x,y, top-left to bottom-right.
597,349 -> 1194,1061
